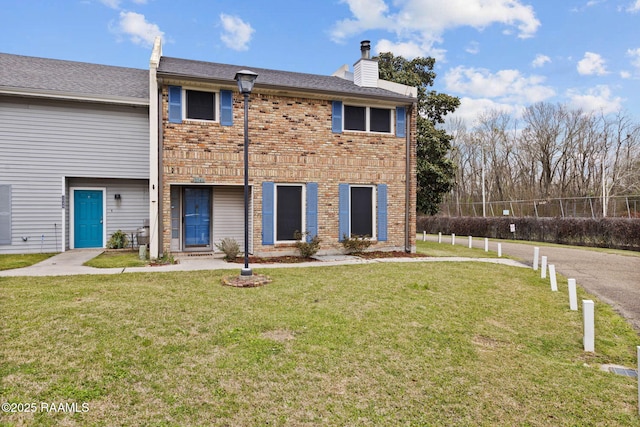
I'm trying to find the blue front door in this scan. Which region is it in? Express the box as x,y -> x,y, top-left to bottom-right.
184,188 -> 211,248
74,190 -> 103,248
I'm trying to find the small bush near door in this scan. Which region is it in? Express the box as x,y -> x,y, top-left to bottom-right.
341,234 -> 372,254
215,238 -> 240,261
294,231 -> 321,258
107,230 -> 129,249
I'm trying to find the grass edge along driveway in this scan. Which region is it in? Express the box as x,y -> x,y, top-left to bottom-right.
2,262 -> 639,426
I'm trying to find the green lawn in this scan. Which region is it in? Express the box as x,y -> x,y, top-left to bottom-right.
0,253 -> 56,271
1,262 -> 638,426
417,239 -> 501,258
82,250 -> 148,268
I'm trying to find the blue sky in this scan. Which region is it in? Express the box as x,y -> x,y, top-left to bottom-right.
2,0 -> 640,125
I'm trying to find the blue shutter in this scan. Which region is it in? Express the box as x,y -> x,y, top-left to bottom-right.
332,101 -> 343,133
220,90 -> 233,126
377,184 -> 388,241
168,86 -> 182,123
396,106 -> 406,138
262,182 -> 275,245
306,182 -> 318,242
338,183 -> 350,241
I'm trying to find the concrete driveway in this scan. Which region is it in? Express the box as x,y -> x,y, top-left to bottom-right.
430,234 -> 640,334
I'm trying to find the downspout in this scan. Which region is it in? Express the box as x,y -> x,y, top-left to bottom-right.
405,103 -> 414,253
157,85 -> 164,257
148,37 -> 161,259
61,176 -> 66,252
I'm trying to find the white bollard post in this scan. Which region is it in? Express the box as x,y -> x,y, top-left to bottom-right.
468,235 -> 473,249
549,264 -> 558,291
423,231 -> 426,241
438,232 -> 442,243
452,233 -> 456,245
484,238 -> 489,252
568,278 -> 578,311
541,256 -> 547,279
583,300 -> 595,352
533,247 -> 540,271
498,243 -> 502,257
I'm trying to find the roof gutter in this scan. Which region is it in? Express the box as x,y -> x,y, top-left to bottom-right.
0,87 -> 149,106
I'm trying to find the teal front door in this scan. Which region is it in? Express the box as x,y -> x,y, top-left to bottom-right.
184,187 -> 211,248
74,190 -> 103,248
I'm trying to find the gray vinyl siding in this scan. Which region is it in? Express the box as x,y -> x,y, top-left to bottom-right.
0,185 -> 11,244
212,186 -> 246,251
0,96 -> 149,254
67,178 -> 149,246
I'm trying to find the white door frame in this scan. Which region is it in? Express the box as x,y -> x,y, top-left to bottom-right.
69,187 -> 107,249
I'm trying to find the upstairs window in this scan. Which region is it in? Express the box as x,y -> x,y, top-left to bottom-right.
185,89 -> 216,121
168,86 -> 233,125
344,106 -> 366,131
343,104 -> 392,134
370,107 -> 391,133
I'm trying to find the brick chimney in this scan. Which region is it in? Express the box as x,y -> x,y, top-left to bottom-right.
353,40 -> 378,88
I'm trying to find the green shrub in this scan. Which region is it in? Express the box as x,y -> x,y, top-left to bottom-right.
107,230 -> 129,249
294,231 -> 321,258
342,234 -> 373,254
417,216 -> 640,251
215,238 -> 241,261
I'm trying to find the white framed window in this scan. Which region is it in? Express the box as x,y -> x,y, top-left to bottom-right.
275,184 -> 306,242
343,105 -> 393,134
349,185 -> 376,239
183,88 -> 218,122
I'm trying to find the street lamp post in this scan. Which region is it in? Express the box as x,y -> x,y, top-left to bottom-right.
234,70 -> 258,277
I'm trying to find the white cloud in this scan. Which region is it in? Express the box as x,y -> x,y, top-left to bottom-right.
331,0 -> 540,59
100,0 -> 147,8
100,0 -> 121,8
566,85 -> 623,114
375,39 -> 445,60
627,48 -> 640,70
577,52 -> 608,75
620,70 -> 632,79
532,54 -> 551,68
444,66 -> 555,104
447,97 -> 523,126
465,41 -> 480,55
331,0 -> 392,42
626,0 -> 640,12
112,11 -> 163,47
219,14 -> 255,51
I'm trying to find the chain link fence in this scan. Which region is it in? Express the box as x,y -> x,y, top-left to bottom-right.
439,195 -> 640,218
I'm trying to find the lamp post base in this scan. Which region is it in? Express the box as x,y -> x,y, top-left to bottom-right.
240,267 -> 253,277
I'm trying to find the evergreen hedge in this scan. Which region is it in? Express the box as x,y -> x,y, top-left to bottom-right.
417,216 -> 640,252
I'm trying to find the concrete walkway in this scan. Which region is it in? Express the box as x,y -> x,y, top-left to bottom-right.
0,249 -> 528,277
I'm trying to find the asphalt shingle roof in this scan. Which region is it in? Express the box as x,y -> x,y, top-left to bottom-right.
0,53 -> 148,102
158,56 -> 415,103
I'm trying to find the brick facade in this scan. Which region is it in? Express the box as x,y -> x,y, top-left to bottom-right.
160,84 -> 416,256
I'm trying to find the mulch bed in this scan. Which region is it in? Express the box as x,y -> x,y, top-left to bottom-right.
230,251 -> 426,264
221,274 -> 273,288
231,256 -> 318,264
356,251 -> 427,259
